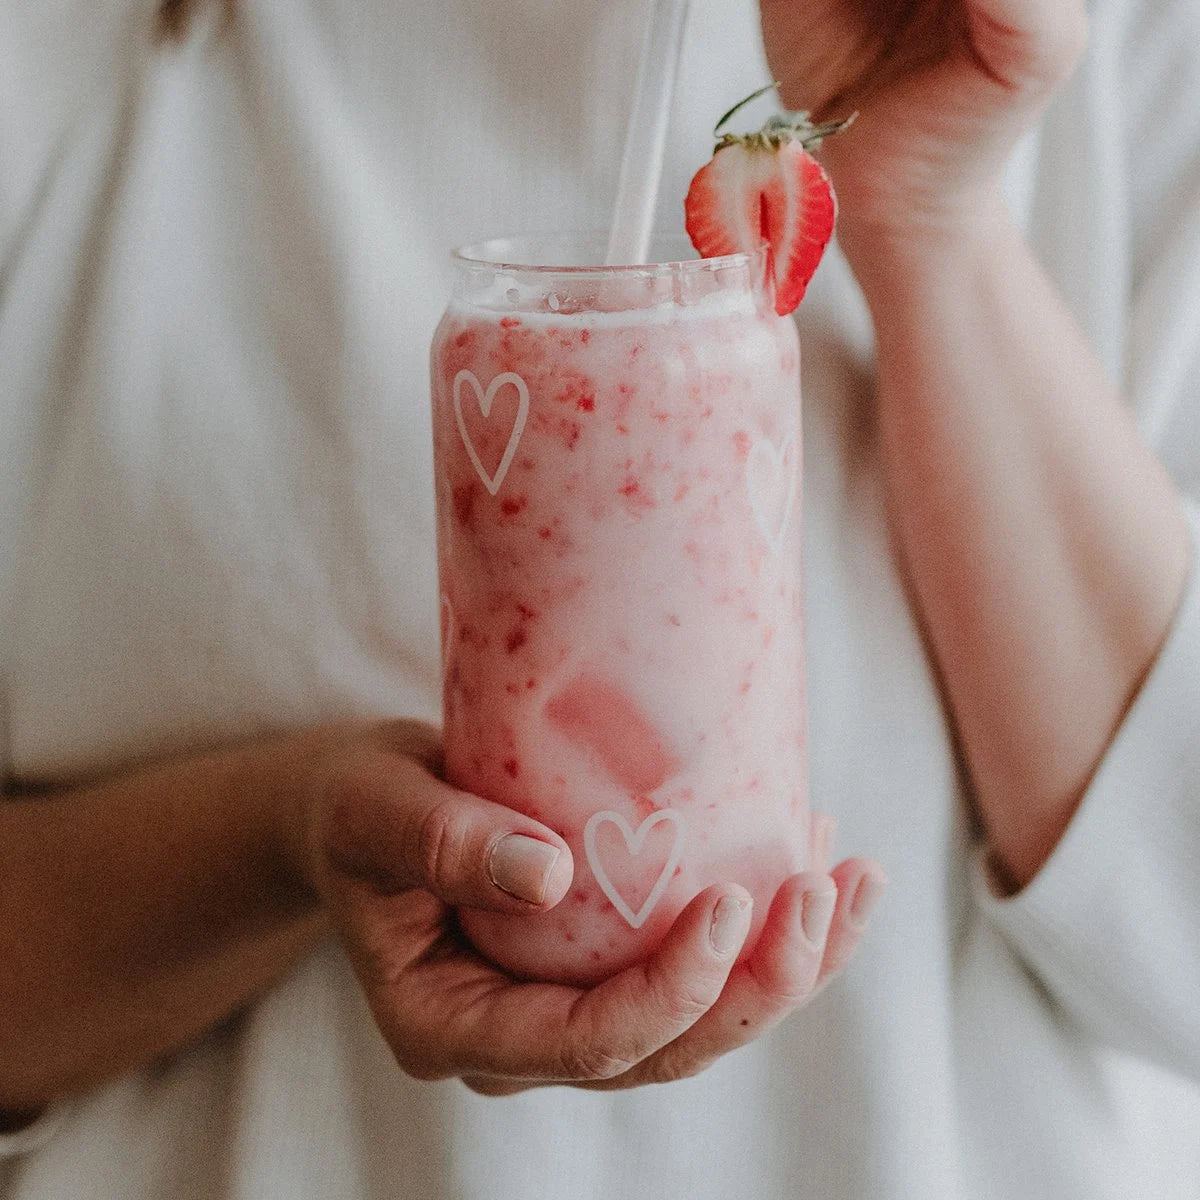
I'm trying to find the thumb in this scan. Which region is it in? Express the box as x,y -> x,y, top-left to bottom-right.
315,734 -> 574,912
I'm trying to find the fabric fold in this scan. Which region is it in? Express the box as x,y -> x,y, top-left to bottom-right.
0,1106 -> 68,1162
974,501 -> 1200,1080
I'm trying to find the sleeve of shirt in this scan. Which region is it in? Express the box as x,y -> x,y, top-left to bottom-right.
973,501 -> 1200,1080
973,0 -> 1200,1083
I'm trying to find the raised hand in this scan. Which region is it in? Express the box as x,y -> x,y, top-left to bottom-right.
760,0 -> 1089,249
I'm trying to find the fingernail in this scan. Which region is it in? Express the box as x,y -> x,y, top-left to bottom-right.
709,894 -> 751,956
850,872 -> 887,927
800,886 -> 837,948
488,835 -> 560,904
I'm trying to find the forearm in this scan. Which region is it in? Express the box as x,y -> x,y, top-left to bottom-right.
0,731 -> 329,1111
849,193 -> 1190,886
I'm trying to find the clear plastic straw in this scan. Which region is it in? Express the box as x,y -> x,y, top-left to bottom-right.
604,0 -> 691,266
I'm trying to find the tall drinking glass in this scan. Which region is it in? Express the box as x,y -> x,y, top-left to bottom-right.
431,234 -> 807,985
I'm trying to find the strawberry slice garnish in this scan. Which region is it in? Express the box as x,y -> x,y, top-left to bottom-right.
685,85 -> 853,316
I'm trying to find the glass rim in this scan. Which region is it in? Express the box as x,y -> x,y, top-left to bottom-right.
451,231 -> 767,276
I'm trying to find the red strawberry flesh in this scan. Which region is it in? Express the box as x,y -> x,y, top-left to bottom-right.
685,136 -> 837,316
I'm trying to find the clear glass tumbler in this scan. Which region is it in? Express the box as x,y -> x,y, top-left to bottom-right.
431,234 -> 807,985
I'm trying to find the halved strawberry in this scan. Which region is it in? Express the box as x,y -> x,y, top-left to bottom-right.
685,86 -> 852,316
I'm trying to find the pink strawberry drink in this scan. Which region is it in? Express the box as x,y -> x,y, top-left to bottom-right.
432,234 -> 807,985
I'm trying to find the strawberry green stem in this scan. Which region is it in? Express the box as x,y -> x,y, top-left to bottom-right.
713,82 -> 780,136
711,83 -> 857,153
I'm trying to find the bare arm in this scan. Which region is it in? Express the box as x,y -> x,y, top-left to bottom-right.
765,0 -> 1188,887
1,717 -> 883,1115
856,199 -> 1188,887
0,730 -> 331,1111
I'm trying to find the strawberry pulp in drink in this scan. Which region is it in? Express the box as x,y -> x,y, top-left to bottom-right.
431,235 -> 807,985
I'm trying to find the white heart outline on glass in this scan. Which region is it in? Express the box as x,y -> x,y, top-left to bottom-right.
745,433 -> 797,556
453,369 -> 530,496
583,808 -> 686,929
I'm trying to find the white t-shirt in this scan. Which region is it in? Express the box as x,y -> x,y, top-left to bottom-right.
2,1 -> 1200,1196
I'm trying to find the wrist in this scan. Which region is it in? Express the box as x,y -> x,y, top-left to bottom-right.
837,184 -> 1015,312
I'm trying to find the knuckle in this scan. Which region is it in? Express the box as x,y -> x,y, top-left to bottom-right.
670,1055 -> 711,1082
646,967 -> 718,1027
560,1043 -> 634,1082
665,990 -> 716,1028
414,799 -> 473,896
747,961 -> 810,1011
645,1047 -> 709,1085
675,978 -> 721,1022
767,980 -> 817,1009
765,946 -> 826,1006
974,7 -> 1088,91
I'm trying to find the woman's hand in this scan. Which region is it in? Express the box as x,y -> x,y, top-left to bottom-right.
0,718 -> 882,1113
300,721 -> 885,1092
760,0 -> 1088,253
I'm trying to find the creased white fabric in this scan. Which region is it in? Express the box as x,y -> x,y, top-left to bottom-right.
974,501 -> 1200,1080
2,0 -> 1199,1196
0,1109 -> 69,1165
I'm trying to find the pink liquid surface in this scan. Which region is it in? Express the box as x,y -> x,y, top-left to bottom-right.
432,289 -> 808,985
